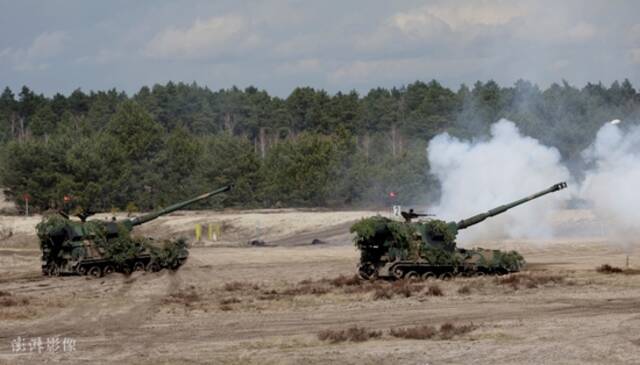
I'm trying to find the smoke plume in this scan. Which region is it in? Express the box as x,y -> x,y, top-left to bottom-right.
427,117 -> 640,246
427,119 -> 571,245
580,122 -> 640,244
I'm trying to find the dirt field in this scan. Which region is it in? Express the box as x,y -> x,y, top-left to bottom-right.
1,209 -> 640,364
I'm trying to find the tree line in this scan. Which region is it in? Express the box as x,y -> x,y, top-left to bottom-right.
0,79 -> 638,214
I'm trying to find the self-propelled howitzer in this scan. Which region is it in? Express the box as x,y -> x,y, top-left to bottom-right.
352,182 -> 567,279
37,185 -> 232,277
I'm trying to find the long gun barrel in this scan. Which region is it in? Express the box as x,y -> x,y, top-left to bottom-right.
454,182 -> 567,230
126,185 -> 232,227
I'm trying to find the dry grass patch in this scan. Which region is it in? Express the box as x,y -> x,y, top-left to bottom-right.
258,289 -> 281,301
372,286 -> 393,300
282,282 -> 331,296
390,322 -> 476,340
389,325 -> 437,339
0,307 -> 38,320
219,304 -> 233,311
228,276 -> 446,306
596,264 -> 623,273
223,281 -> 260,291
0,292 -> 36,320
0,294 -> 29,307
426,284 -> 444,296
496,273 -> 565,290
373,280 -> 425,300
596,264 -> 640,275
457,285 -> 471,295
255,275 -> 366,300
252,277 -> 434,302
318,326 -> 382,343
329,274 -> 362,287
219,297 -> 241,305
439,322 -> 476,339
163,286 -> 201,307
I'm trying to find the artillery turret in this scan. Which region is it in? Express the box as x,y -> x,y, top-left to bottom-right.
37,185 -> 232,277
352,182 -> 567,279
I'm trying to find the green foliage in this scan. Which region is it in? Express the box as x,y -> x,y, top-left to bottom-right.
350,216 -> 416,252
199,134 -> 260,207
35,214 -> 68,242
126,202 -> 138,214
420,246 -> 459,266
0,79 -> 639,211
260,133 -> 337,206
97,225 -> 143,265
147,238 -> 189,268
350,216 -> 392,244
423,220 -> 456,247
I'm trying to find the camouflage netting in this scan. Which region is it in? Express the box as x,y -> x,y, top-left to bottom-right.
147,238 -> 188,268
488,249 -> 525,270
351,216 -> 415,249
36,215 -> 69,242
98,225 -> 144,265
95,226 -> 188,268
351,216 -> 420,261
421,246 -> 460,266
422,220 -> 456,249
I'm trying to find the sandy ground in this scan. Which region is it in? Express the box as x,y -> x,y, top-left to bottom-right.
0,209 -> 640,364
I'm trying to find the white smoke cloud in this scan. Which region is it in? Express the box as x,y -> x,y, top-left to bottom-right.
427,119 -> 571,245
580,122 -> 640,244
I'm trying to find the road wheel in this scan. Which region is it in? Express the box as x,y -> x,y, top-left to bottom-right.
439,272 -> 453,280
103,265 -> 115,276
133,262 -> 145,272
392,267 -> 404,279
357,263 -> 377,280
474,271 -> 486,277
421,272 -> 436,280
170,260 -> 184,270
88,266 -> 102,278
146,262 -> 161,272
76,265 -> 87,275
404,271 -> 419,280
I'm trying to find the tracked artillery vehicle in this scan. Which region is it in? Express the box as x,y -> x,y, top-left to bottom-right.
352,182 -> 567,280
37,185 -> 232,277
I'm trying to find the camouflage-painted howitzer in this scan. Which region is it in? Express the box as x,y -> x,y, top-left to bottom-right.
37,185 -> 232,277
352,182 -> 567,279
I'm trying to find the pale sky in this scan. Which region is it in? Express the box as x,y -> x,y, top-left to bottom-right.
1,0 -> 639,97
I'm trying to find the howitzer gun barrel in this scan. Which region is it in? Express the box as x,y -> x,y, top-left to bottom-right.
455,182 -> 567,230
127,185 -> 232,227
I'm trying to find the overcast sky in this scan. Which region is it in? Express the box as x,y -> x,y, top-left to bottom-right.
1,0 -> 639,97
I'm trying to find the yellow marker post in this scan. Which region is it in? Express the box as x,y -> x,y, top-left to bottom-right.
195,224 -> 202,241
215,223 -> 221,241
207,224 -> 213,241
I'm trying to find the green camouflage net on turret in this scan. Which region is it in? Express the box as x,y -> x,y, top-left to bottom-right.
350,216 -> 415,250
351,216 -> 418,261
422,220 -> 456,248
36,215 -> 69,243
